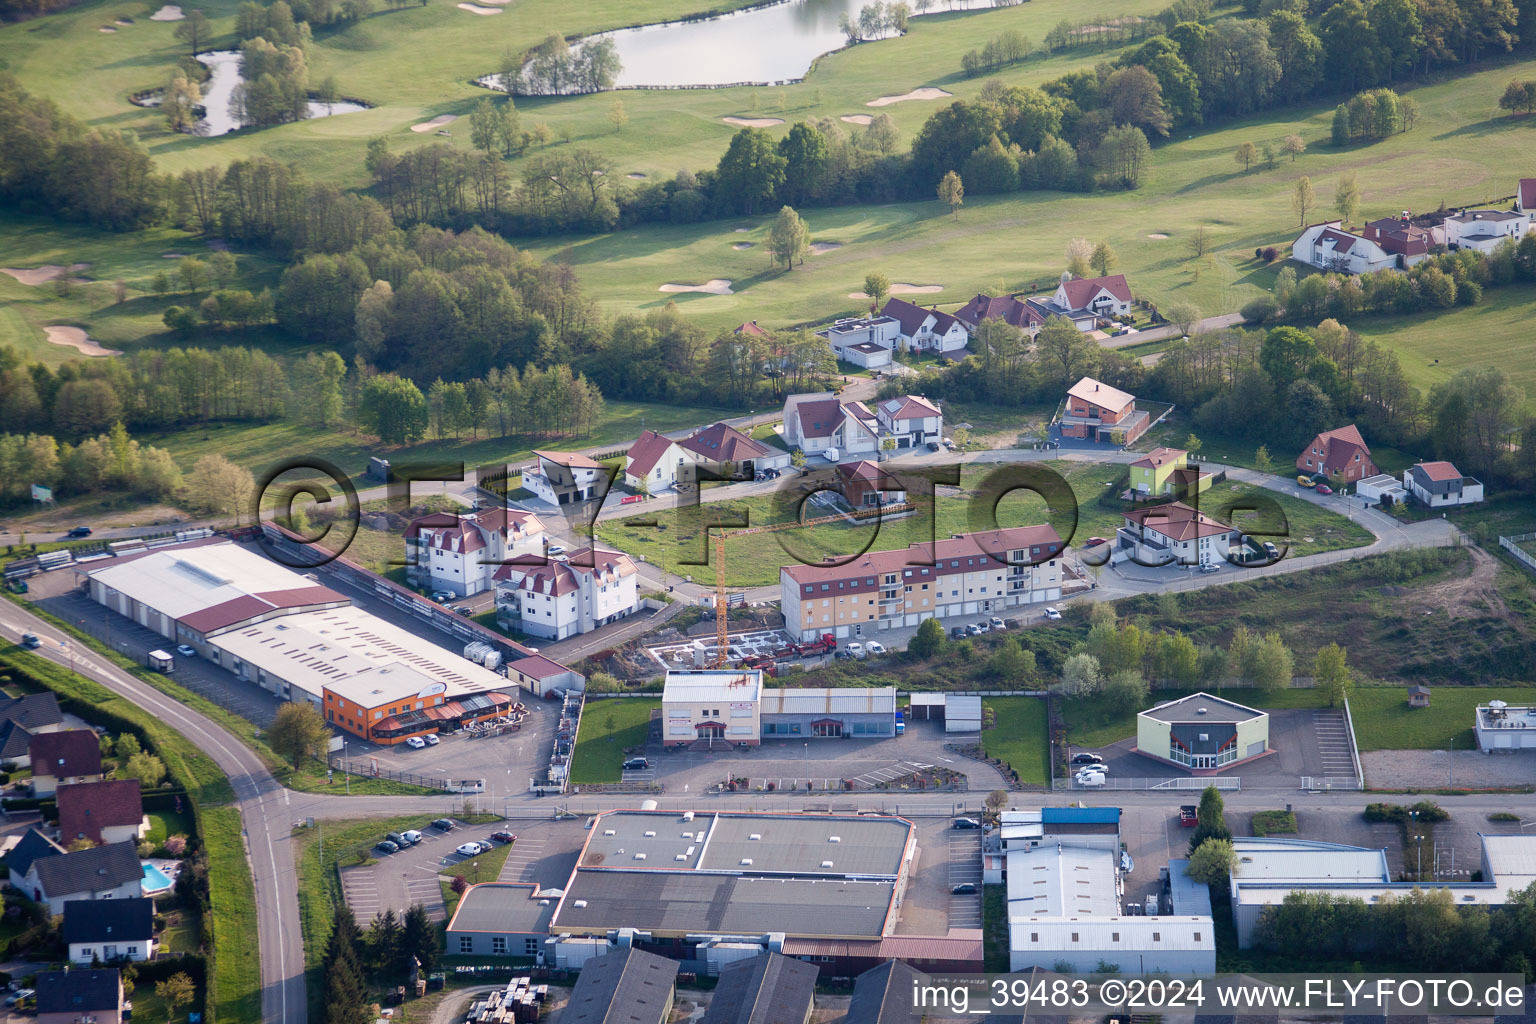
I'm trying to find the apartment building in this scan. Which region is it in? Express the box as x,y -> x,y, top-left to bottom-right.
405,507 -> 549,598
493,547 -> 640,641
779,525 -> 1064,641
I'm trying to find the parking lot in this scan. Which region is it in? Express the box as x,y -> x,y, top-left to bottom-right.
945,825 -> 983,928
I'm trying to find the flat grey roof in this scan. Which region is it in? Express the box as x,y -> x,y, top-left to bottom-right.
553,869 -> 895,939
1140,691 -> 1265,724
446,883 -> 557,935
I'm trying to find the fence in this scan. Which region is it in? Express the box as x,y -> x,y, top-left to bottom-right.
1051,776 -> 1241,791
1499,533 -> 1536,576
326,756 -> 454,790
1299,776 -> 1364,791
1340,694 -> 1365,789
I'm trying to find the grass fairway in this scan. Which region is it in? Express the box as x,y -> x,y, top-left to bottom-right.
570,697 -> 658,784
1348,686 -> 1536,752
981,697 -> 1049,786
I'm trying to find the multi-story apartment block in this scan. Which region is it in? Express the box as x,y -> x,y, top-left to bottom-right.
779,525 -> 1064,640
405,507 -> 548,598
493,547 -> 640,641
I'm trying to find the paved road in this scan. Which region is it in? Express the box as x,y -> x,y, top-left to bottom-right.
0,602 -> 305,1024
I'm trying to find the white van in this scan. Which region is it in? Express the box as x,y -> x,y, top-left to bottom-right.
1076,771 -> 1106,788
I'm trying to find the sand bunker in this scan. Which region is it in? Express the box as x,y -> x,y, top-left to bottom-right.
866,87 -> 951,107
732,242 -> 754,250
809,242 -> 842,254
848,283 -> 942,299
161,253 -> 185,259
411,114 -> 458,133
148,4 -> 184,19
45,326 -> 121,357
626,172 -> 647,180
733,227 -> 750,233
840,114 -> 873,125
1,264 -> 90,286
456,3 -> 501,13
99,26 -> 117,32
658,280 -> 734,295
1147,232 -> 1170,239
722,116 -> 783,128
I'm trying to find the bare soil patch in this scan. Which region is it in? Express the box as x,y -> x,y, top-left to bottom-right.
1394,545 -> 1515,624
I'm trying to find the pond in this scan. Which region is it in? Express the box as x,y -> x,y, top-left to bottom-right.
476,0 -> 1005,92
193,50 -> 368,136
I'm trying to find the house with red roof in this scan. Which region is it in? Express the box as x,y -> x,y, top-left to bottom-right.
1518,178 -> 1536,215
874,395 -> 942,450
623,429 -> 689,492
1402,461 -> 1484,507
56,780 -> 145,846
404,506 -> 548,598
1296,424 -> 1378,484
733,320 -> 771,337
679,422 -> 789,478
1361,213 -> 1442,267
493,546 -> 640,641
954,292 -> 1048,337
1291,220 -> 1394,274
1058,377 -> 1150,445
505,653 -> 586,698
1114,501 -> 1239,567
835,461 -> 907,509
1039,274 -> 1134,330
782,392 -> 881,458
523,450 -> 607,506
879,298 -> 969,356
30,730 -> 103,797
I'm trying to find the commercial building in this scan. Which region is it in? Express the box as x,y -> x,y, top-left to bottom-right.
661,670 -> 764,748
549,810 -> 917,950
780,933 -> 981,979
64,897 -> 154,965
1059,377 -> 1149,445
565,947 -> 679,1024
445,882 -> 558,958
702,952 -> 818,1024
759,686 -> 898,739
523,450 -> 607,506
844,959 -> 929,1024
507,653 -> 587,698
404,507 -> 548,598
779,525 -> 1065,641
1403,461 -> 1484,507
1475,702 -> 1536,752
1136,692 -> 1270,773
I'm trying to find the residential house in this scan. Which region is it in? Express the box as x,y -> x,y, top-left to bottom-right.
29,729 -> 103,796
836,461 -> 908,509
523,451 -> 606,506
36,969 -> 124,1024
954,292 -> 1047,337
1113,501 -> 1240,567
1518,178 -> 1536,215
57,780 -> 146,846
702,953 -> 818,1024
1296,424 -> 1378,483
780,524 -> 1065,640
1058,377 -> 1150,445
1126,447 -> 1210,499
0,721 -> 33,767
734,321 -> 771,338
64,897 -> 155,965
505,653 -> 586,698
19,839 -> 143,914
0,693 -> 63,769
781,393 -> 880,458
843,959 -> 929,1024
1361,213 -> 1442,267
1443,209 -> 1535,254
623,429 -> 689,492
874,395 -> 942,449
879,298 -> 969,356
680,422 -> 789,478
7,828 -> 66,893
405,507 -> 548,598
494,547 -> 640,641
1403,461 -> 1484,507
1033,274 -> 1135,331
816,317 -> 897,369
565,947 -> 679,1024
1291,221 -> 1395,274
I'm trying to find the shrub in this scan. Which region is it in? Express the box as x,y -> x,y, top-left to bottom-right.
1363,800 -> 1448,823
1240,294 -> 1279,323
1488,812 -> 1520,822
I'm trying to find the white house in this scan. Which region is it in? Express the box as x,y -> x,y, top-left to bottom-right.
879,298 -> 969,355
1291,221 -> 1395,274
523,450 -> 606,506
1042,274 -> 1134,327
781,393 -> 880,458
493,546 -> 640,641
1443,209 -> 1535,254
17,839 -> 143,915
874,395 -> 942,449
816,317 -> 897,369
623,430 -> 689,492
1113,501 -> 1240,567
1403,461 -> 1484,507
405,507 -> 548,598
65,898 -> 155,966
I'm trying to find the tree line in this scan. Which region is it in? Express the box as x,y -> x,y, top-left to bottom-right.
318,904 -> 438,1024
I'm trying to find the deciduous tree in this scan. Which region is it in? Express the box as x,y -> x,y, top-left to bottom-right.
937,169 -> 964,219
1314,642 -> 1354,707
766,205 -> 810,271
268,701 -> 330,768
1292,174 -> 1315,226
1234,141 -> 1257,171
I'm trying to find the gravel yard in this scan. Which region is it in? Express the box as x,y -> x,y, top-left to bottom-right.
1361,749 -> 1536,790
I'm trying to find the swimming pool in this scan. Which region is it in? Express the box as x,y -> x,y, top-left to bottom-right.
141,862 -> 175,894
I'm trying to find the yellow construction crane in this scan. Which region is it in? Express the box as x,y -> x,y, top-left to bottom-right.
709,503 -> 913,667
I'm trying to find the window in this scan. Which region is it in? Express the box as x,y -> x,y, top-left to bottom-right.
1071,933 -> 1079,942
1194,932 -> 1202,941
460,936 -> 473,953
492,936 -> 507,954
1030,933 -> 1038,942
525,938 -> 540,956
1153,932 -> 1161,941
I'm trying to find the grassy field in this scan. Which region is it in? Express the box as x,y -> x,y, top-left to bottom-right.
570,697 -> 658,784
1348,685 -> 1536,751
981,697 -> 1049,786
597,458 -> 1373,588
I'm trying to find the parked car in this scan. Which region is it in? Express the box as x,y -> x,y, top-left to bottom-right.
927,440 -> 942,452
834,649 -> 852,661
20,632 -> 41,649
1296,475 -> 1315,487
1070,752 -> 1103,766
1076,763 -> 1109,777
405,736 -> 426,749
430,591 -> 454,603
1004,617 -> 1022,628
951,882 -> 979,895
952,818 -> 982,830
1043,607 -> 1062,620
431,818 -> 455,831
622,757 -> 651,770
965,622 -> 985,636
1315,483 -> 1333,495
455,842 -> 485,857
942,437 -> 954,449
66,526 -> 92,538
846,642 -> 865,659
950,626 -> 967,640
175,643 -> 197,657
1084,537 -> 1108,548
1200,563 -> 1221,573
375,840 -> 399,854
1178,805 -> 1198,826
400,830 -> 423,845
547,544 -> 566,556
1262,541 -> 1281,558
865,640 -> 886,655
5,989 -> 35,1007
1076,771 -> 1107,788
423,734 -> 440,746
489,831 -> 516,844
988,616 -> 1005,630
1121,851 -> 1134,873
386,831 -> 410,847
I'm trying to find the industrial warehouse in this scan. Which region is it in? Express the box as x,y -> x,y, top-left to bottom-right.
78,538 -> 520,745
660,670 -> 898,747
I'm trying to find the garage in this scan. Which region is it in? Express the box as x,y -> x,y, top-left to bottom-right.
944,695 -> 982,733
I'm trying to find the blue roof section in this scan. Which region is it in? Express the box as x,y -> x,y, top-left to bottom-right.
1042,807 -> 1121,824
1167,859 -> 1214,916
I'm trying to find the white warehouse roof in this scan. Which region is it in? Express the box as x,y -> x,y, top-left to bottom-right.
759,687 -> 895,715
1010,916 -> 1215,953
1481,834 -> 1536,893
1230,837 -> 1389,884
662,671 -> 763,704
1006,845 -> 1119,918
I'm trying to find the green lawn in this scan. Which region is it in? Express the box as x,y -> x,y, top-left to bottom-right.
1348,685 -> 1536,752
982,884 -> 1010,973
146,809 -> 195,846
570,698 -> 657,784
981,697 -> 1049,786
440,841 -> 515,918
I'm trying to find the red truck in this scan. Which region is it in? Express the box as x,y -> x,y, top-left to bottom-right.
798,634 -> 837,657
1179,805 -> 1198,827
